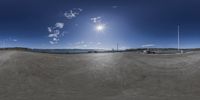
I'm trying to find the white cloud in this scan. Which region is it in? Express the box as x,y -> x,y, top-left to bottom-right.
64,10 -> 76,19
48,29 -> 60,44
53,38 -> 59,41
142,44 -> 155,47
55,22 -> 64,29
64,8 -> 83,19
48,30 -> 60,38
49,41 -> 58,45
48,34 -> 56,38
47,27 -> 52,33
91,17 -> 102,23
48,8 -> 83,45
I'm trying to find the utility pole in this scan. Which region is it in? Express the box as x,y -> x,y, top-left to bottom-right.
178,25 -> 180,51
117,43 -> 119,52
2,40 -> 5,48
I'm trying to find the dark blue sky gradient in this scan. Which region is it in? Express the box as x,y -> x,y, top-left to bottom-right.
0,0 -> 200,49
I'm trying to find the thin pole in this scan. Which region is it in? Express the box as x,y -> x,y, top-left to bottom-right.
3,40 -> 5,48
178,25 -> 180,51
117,43 -> 118,51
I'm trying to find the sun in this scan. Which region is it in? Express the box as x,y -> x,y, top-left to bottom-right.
96,24 -> 105,32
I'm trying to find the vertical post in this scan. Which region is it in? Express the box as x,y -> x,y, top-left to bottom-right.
178,25 -> 180,51
117,43 -> 119,52
3,40 -> 5,48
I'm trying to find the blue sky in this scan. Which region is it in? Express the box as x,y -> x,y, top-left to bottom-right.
0,0 -> 200,49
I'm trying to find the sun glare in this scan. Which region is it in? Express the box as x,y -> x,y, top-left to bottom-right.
96,24 -> 105,32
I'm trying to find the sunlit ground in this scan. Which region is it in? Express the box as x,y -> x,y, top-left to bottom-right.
0,50 -> 200,100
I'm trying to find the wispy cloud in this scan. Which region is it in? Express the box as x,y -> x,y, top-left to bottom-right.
75,41 -> 85,45
120,46 -> 128,50
69,41 -> 102,49
142,44 -> 155,47
91,17 -> 102,24
48,27 -> 53,33
7,37 -> 18,42
49,41 -> 58,45
0,38 -> 18,47
97,42 -> 102,45
83,44 -> 88,47
13,39 -> 18,42
112,6 -> 119,9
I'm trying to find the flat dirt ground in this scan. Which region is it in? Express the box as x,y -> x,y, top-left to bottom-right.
1,50 -> 200,100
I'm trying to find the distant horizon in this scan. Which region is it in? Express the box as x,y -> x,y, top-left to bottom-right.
1,46 -> 200,50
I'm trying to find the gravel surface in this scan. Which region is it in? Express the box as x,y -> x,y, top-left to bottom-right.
0,50 -> 200,100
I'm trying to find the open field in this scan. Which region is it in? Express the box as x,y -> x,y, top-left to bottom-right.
0,50 -> 200,100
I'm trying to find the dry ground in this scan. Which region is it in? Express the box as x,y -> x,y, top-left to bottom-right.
0,50 -> 200,100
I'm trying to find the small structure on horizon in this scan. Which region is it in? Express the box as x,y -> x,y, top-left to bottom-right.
142,44 -> 156,54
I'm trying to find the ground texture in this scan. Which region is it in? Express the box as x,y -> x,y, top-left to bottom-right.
0,50 -> 200,100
